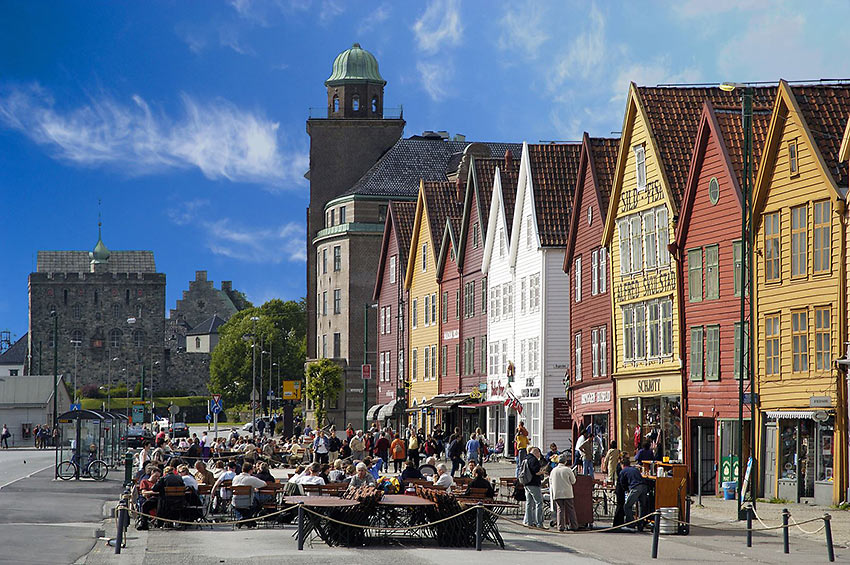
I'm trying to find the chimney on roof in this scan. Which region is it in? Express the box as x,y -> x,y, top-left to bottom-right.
504,149 -> 513,170
456,176 -> 463,203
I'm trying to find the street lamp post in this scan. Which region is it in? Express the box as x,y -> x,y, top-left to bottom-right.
721,81 -> 755,521
70,339 -> 81,405
108,356 -> 119,412
364,303 -> 378,430
51,311 -> 58,430
250,316 -> 260,439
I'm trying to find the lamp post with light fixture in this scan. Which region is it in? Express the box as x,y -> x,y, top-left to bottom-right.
720,81 -> 755,520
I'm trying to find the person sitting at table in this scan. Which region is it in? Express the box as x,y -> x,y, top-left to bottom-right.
135,467 -> 161,530
464,465 -> 495,498
327,459 -> 346,483
232,463 -> 267,527
618,456 -> 649,532
545,443 -> 562,469
193,460 -> 215,485
635,441 -> 655,463
344,464 -> 357,481
295,462 -> 326,488
253,461 -> 275,483
210,460 -> 226,480
400,460 -> 423,482
348,462 -> 377,487
461,460 -> 477,478
432,463 -> 455,491
211,461 -> 238,512
319,463 -> 332,483
185,438 -> 201,461
177,464 -> 198,492
364,456 -> 383,480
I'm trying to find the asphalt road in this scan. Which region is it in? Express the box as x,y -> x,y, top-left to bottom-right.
0,459 -> 121,565
0,449 -> 57,489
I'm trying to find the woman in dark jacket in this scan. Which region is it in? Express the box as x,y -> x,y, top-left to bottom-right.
464,466 -> 495,498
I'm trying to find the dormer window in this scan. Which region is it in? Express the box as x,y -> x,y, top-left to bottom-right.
634,145 -> 646,191
352,94 -> 360,111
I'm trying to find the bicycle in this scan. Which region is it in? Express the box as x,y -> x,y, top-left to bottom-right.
57,455 -> 109,481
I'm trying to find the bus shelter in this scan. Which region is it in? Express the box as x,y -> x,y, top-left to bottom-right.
106,411 -> 129,466
56,409 -> 105,480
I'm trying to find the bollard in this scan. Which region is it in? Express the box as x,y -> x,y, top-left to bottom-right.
475,503 -> 483,551
782,508 -> 789,554
651,510 -> 661,559
124,450 -> 133,487
114,504 -> 126,554
297,503 -> 305,551
824,514 -> 834,562
746,506 -> 752,548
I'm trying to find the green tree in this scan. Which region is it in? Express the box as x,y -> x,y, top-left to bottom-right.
209,298 -> 306,404
305,358 -> 342,427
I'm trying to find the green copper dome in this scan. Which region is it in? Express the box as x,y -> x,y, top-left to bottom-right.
325,43 -> 386,87
91,224 -> 110,263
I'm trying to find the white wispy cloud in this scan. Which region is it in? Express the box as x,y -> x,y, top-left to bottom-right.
550,4 -> 606,86
610,57 -> 701,102
417,61 -> 453,101
413,0 -> 463,54
359,3 -> 391,34
319,0 -> 345,23
673,0 -> 766,19
498,0 -> 549,59
167,200 -> 305,263
0,84 -> 307,188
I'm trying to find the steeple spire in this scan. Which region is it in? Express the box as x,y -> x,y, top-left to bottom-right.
91,200 -> 110,264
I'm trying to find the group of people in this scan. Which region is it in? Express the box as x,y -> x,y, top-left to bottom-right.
0,423 -> 56,449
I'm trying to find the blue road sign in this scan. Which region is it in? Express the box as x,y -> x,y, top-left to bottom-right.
205,413 -> 212,422
70,403 -> 81,411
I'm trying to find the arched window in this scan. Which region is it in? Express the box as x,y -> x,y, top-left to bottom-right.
195,337 -> 201,349
71,329 -> 84,344
352,94 -> 359,111
109,329 -> 123,348
333,95 -> 339,113
372,96 -> 379,113
134,329 -> 145,347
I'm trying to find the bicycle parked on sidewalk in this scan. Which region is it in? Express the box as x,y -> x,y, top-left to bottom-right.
57,449 -> 109,481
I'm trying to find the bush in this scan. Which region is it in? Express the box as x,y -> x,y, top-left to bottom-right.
81,384 -> 102,399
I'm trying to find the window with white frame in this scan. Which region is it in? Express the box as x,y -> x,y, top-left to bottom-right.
643,211 -> 657,269
530,337 -> 539,373
635,303 -> 646,359
575,256 -> 582,302
591,250 -> 599,295
529,273 -> 541,312
431,345 -> 437,380
379,352 -> 385,382
648,300 -> 660,357
623,305 -> 635,361
634,145 -> 646,191
412,299 -> 418,329
489,342 -> 499,375
424,346 -> 430,379
499,229 -> 506,257
618,219 -> 631,276
389,255 -> 397,284
657,207 -> 670,265
600,326 -> 608,376
661,298 -> 673,356
431,293 -> 436,324
574,332 -> 582,381
599,247 -> 607,292
526,216 -> 533,249
591,328 -> 599,377
491,285 -> 501,321
501,340 -> 508,374
630,215 -> 643,272
520,277 -> 527,314
412,348 -> 418,381
502,282 -> 513,318
519,339 -> 526,374
424,294 -> 430,326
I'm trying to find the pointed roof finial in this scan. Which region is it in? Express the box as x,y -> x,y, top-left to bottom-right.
91,199 -> 110,263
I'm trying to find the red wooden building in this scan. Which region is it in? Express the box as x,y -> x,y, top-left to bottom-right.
436,213 -> 463,408
373,200 -> 417,429
675,100 -> 772,494
564,134 -> 619,470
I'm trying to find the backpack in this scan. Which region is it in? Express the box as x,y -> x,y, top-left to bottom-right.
518,458 -> 534,486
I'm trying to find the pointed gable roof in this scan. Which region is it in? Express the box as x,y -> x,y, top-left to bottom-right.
523,143 -> 583,247
186,314 -> 227,336
564,134 -> 619,271
436,216 -> 463,281
404,180 -> 462,288
0,333 -> 27,366
754,81 -> 850,215
373,200 -> 416,301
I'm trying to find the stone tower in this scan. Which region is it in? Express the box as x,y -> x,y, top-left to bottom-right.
306,43 -> 405,358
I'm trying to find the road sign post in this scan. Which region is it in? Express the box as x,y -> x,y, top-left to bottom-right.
211,395 -> 223,439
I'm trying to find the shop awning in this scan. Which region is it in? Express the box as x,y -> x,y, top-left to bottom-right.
377,399 -> 399,420
367,404 -> 384,420
429,393 -> 471,408
765,410 -> 827,420
460,400 -> 503,409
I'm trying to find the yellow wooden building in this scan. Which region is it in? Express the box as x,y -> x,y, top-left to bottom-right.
405,179 -> 461,431
752,81 -> 850,505
602,83 -> 688,463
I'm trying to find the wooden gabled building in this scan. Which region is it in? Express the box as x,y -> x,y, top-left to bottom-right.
675,98 -> 773,494
752,81 -> 850,505
564,134 -> 620,471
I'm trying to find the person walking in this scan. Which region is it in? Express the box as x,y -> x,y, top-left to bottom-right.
2,424 -> 10,449
465,433 -> 480,465
550,458 -> 578,531
514,421 -> 529,478
407,433 -> 420,467
521,447 -> 546,528
602,440 -> 621,485
619,456 -> 649,532
350,431 -> 366,462
390,434 -> 406,473
375,432 -> 390,472
448,433 -> 464,476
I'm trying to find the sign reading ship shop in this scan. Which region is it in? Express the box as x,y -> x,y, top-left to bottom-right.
615,269 -> 676,303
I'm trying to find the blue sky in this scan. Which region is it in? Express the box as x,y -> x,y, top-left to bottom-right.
1,0 -> 849,340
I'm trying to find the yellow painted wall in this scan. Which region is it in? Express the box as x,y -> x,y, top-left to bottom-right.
407,199 -> 440,415
608,97 -> 682,386
754,104 -> 843,411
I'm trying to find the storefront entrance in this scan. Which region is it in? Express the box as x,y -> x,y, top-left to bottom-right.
620,395 -> 683,462
689,419 -> 715,495
575,412 -> 610,471
770,414 -> 834,503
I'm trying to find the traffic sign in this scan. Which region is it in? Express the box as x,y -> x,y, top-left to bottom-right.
282,380 -> 301,400
361,364 -> 372,380
250,389 -> 260,402
70,403 -> 81,411
168,404 -> 180,416
212,394 -> 222,405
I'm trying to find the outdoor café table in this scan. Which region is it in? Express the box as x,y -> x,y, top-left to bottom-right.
284,496 -> 361,547
372,494 -> 437,541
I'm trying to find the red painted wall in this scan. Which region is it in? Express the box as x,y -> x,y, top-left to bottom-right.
376,221 -> 405,405
439,244 -> 461,394
459,195 -> 488,393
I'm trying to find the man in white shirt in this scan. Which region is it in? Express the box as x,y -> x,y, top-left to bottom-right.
231,463 -> 268,526
178,465 -> 198,491
295,463 -> 326,492
433,463 -> 454,491
211,461 -> 238,511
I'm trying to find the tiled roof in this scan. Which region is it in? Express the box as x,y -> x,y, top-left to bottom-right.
0,333 -> 27,365
186,314 -> 227,336
791,85 -> 850,189
345,138 -> 521,198
473,154 -> 521,234
527,143 -> 583,247
712,105 -> 773,189
37,250 -> 157,273
588,137 -> 620,216
391,201 -> 417,265
637,86 -> 776,208
423,181 -> 463,251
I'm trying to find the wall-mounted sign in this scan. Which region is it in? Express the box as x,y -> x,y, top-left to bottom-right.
637,378 -> 662,393
614,269 -> 676,303
580,390 -> 612,405
810,396 -> 832,408
442,329 -> 459,340
553,397 -> 570,430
